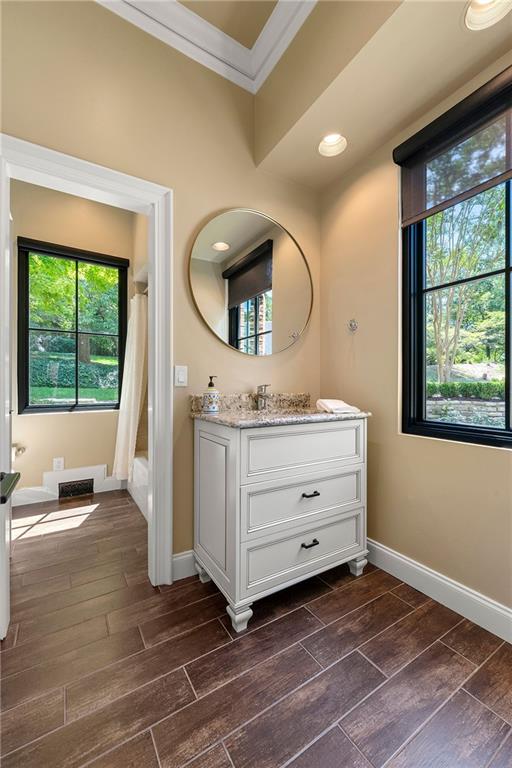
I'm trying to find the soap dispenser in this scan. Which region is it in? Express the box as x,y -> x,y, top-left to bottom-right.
202,376 -> 220,414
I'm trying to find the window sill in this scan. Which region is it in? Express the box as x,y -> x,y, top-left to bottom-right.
18,406 -> 120,416
402,420 -> 512,450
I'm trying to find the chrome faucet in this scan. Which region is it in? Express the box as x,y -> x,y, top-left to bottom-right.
256,384 -> 271,411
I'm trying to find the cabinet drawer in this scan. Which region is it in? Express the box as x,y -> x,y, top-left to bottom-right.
240,420 -> 364,484
240,510 -> 364,599
241,467 -> 364,541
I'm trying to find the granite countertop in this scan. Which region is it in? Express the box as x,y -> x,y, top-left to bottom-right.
190,392 -> 370,429
192,408 -> 371,429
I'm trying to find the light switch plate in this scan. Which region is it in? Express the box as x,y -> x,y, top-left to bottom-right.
174,365 -> 188,387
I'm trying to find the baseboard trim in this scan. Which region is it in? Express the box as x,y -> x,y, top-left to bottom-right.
13,476 -> 126,507
172,550 -> 196,581
368,538 -> 512,643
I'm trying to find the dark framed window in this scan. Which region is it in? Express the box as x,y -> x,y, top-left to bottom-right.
228,290 -> 273,354
223,238 -> 273,355
18,238 -> 128,414
397,66 -> 512,448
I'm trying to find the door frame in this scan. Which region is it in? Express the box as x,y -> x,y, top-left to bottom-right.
0,134 -> 174,634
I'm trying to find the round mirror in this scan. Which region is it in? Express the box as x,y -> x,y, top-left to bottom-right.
189,209 -> 313,355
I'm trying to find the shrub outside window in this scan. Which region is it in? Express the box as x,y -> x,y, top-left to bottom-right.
18,238 -> 128,413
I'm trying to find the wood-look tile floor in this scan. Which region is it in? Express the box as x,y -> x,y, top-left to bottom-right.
1,491 -> 510,767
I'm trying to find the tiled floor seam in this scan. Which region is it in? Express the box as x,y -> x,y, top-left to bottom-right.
298,590 -> 417,658
376,660 -> 496,768
354,615 -> 469,684
2,691 -> 75,759
387,591 -> 423,610
301,603 -> 325,625
13,553 -> 137,586
356,648 -> 389,678
77,731 -> 156,768
1,614 -> 110,678
462,681 -> 512,726
298,641 -> 324,670
274,722 -> 345,768
305,586 -> 404,625
484,731 -> 512,768
151,729 -> 164,768
183,666 -> 199,700
337,722 -> 380,768
438,636 -> 504,668
13,580 -> 137,626
222,742 -> 236,768
133,591 -> 225,633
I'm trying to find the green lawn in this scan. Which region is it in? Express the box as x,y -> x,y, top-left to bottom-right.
30,387 -> 118,404
32,352 -> 117,366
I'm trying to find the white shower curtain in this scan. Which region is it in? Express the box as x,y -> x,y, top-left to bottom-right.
113,293 -> 148,481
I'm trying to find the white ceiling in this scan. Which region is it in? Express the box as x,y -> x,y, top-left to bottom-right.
97,0 -> 316,92
259,1 -> 512,189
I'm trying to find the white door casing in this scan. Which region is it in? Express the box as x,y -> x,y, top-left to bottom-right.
0,158 -> 13,639
0,134 -> 174,637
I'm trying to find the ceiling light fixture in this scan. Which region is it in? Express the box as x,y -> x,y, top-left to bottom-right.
318,133 -> 348,157
211,242 -> 230,251
464,0 -> 512,30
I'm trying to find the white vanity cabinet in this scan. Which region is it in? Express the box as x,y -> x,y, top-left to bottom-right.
193,415 -> 368,632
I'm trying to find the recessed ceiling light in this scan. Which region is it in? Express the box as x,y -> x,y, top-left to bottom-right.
211,241 -> 230,251
464,0 -> 512,30
318,133 -> 348,157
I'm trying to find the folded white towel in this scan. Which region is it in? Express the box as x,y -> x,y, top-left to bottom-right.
316,398 -> 360,414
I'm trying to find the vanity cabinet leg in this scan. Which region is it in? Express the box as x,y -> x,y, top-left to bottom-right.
194,560 -> 211,584
348,555 -> 368,578
226,603 -> 253,633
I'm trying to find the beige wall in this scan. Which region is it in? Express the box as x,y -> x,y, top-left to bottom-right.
1,1 -> 320,551
191,259 -> 228,340
254,1 -> 401,163
10,181 -> 135,488
320,88 -> 512,608
132,213 -> 148,280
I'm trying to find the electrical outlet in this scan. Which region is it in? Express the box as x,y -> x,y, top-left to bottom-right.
174,365 -> 188,387
53,457 -> 65,472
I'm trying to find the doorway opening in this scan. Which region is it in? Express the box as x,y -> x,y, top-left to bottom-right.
0,135 -> 173,638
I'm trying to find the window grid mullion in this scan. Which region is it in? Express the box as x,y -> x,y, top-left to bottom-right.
75,259 -> 78,408
423,266 -> 507,295
417,221 -> 426,422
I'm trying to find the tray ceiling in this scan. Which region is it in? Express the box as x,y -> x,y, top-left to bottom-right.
97,0 -> 315,92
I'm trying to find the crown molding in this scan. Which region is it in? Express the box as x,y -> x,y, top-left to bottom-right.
96,0 -> 316,93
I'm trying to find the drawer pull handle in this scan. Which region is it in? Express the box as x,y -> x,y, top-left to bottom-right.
302,490 -> 320,499
301,538 -> 319,550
